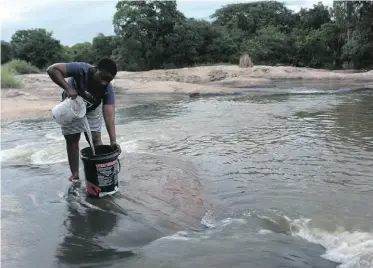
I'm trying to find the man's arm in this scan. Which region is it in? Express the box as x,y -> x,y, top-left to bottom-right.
103,84 -> 117,144
46,62 -> 88,98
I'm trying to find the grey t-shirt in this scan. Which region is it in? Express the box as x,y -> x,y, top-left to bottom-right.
62,62 -> 115,111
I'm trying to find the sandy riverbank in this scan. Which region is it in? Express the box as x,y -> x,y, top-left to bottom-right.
1,65 -> 372,121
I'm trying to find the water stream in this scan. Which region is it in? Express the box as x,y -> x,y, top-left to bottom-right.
1,88 -> 373,268
82,116 -> 95,155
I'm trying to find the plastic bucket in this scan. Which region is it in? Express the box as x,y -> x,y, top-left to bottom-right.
52,96 -> 86,125
80,145 -> 121,198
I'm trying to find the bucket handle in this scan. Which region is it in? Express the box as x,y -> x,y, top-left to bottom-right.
96,159 -> 121,178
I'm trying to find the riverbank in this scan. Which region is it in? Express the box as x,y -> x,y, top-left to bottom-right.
1,65 -> 372,121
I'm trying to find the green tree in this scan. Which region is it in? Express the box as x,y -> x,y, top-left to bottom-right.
92,33 -> 117,61
1,40 -> 13,64
113,0 -> 185,70
68,42 -> 96,63
243,26 -> 294,65
10,29 -> 64,69
211,1 -> 296,35
61,45 -> 73,62
162,18 -> 225,66
111,36 -> 147,71
331,1 -> 373,69
297,2 -> 331,29
5,0 -> 373,72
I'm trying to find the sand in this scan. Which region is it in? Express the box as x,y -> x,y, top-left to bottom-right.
1,65 -> 372,121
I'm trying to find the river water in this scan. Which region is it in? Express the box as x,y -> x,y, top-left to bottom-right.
1,88 -> 373,268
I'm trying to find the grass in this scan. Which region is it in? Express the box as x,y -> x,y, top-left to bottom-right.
1,64 -> 22,88
5,59 -> 40,74
1,60 -> 40,89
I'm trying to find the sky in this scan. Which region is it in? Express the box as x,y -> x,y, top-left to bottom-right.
0,0 -> 334,46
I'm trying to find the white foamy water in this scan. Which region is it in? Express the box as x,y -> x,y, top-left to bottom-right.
199,212 -> 373,268
149,215 -> 247,246
107,210 -> 373,268
0,136 -> 143,165
0,140 -> 67,165
0,143 -> 39,163
156,231 -> 200,242
120,140 -> 139,153
200,210 -> 217,228
30,147 -> 67,165
289,218 -> 373,268
45,132 -> 64,142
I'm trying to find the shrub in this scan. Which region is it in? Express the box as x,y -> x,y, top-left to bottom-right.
1,64 -> 22,88
5,59 -> 40,74
239,53 -> 254,68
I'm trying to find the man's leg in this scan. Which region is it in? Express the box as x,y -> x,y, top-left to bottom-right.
61,115 -> 87,181
64,133 -> 81,179
84,105 -> 103,147
92,131 -> 103,146
84,131 -> 103,146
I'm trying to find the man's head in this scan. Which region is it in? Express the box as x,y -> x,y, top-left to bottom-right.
93,58 -> 117,86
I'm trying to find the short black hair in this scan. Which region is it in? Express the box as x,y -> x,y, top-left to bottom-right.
97,58 -> 117,77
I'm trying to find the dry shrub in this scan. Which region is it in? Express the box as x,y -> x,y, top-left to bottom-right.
239,53 -> 254,68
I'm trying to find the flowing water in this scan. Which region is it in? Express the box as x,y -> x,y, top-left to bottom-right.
82,116 -> 95,155
1,88 -> 373,268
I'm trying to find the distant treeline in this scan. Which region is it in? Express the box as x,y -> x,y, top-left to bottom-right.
1,0 -> 372,71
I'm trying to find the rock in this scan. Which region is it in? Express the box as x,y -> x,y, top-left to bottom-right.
208,69 -> 229,82
5,90 -> 30,98
189,92 -> 200,98
185,75 -> 202,84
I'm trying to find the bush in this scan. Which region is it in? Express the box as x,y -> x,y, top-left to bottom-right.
5,59 -> 40,74
239,53 -> 254,68
1,64 -> 22,88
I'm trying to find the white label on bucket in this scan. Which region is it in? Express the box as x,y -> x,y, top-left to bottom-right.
96,160 -> 118,187
96,159 -> 117,168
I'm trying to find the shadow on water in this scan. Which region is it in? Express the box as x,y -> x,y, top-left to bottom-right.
56,195 -> 135,268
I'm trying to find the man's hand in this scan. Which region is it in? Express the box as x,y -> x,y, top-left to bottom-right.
66,87 -> 78,100
110,141 -> 122,155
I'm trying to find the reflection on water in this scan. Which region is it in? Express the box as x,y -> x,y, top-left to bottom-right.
54,152 -> 208,267
332,94 -> 373,145
294,92 -> 373,146
56,191 -> 134,267
116,102 -> 186,124
1,88 -> 373,268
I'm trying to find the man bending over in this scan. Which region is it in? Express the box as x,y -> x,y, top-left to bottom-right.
47,58 -> 122,182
